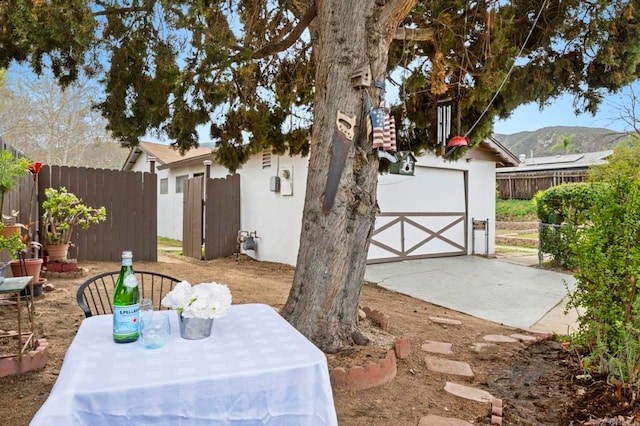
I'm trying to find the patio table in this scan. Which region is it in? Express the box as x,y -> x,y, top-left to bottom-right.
31,303 -> 338,425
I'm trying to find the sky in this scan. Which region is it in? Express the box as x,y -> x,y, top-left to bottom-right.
7,63 -> 638,142
492,81 -> 640,135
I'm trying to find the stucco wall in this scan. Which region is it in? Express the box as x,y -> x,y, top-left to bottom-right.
233,155 -> 309,265
465,160 -> 496,255
138,149 -> 496,265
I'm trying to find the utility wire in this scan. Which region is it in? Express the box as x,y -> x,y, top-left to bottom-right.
465,0 -> 549,137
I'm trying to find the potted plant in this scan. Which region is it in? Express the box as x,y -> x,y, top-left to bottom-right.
41,187 -> 107,261
161,281 -> 232,339
0,225 -> 44,294
0,151 -> 30,236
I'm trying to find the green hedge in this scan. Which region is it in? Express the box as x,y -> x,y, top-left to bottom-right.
534,182 -> 603,268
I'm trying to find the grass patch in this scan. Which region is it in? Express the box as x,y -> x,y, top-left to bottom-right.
157,237 -> 183,255
157,237 -> 181,247
495,245 -> 538,254
496,199 -> 537,221
517,232 -> 539,239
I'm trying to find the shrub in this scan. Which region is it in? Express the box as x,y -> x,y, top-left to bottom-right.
535,183 -> 601,268
569,177 -> 640,377
569,142 -> 640,393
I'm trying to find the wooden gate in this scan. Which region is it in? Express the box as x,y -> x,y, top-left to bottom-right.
183,174 -> 240,260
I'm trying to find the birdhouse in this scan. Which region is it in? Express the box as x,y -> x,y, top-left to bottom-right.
350,64 -> 372,89
389,151 -> 417,176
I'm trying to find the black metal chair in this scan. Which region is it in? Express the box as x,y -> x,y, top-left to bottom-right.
76,271 -> 181,318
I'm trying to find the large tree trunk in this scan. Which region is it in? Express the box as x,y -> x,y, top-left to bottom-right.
282,0 -> 415,353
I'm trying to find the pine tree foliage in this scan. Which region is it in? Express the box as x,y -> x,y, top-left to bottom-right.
2,1 -> 638,168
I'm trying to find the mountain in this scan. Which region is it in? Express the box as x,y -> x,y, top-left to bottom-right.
494,126 -> 630,157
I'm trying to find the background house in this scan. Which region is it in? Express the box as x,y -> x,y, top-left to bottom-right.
124,138 -> 518,266
122,142 -> 214,240
496,150 -> 613,199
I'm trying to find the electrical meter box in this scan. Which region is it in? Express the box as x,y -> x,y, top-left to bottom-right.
270,176 -> 281,192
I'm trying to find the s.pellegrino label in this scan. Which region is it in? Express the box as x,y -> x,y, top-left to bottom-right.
112,251 -> 140,343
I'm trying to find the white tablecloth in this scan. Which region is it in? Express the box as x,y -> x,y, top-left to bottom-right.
31,303 -> 338,425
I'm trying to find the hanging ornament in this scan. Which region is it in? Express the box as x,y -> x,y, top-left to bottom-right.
447,135 -> 468,147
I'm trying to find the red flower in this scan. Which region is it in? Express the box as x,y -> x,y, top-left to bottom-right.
28,162 -> 43,180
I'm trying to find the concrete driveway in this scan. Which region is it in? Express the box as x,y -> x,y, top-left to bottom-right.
365,255 -> 578,333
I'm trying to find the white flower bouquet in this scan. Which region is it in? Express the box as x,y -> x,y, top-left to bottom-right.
161,281 -> 232,319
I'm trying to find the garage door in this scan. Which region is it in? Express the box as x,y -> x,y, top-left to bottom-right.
367,167 -> 468,264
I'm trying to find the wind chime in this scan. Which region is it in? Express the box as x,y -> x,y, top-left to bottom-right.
437,83 -> 469,158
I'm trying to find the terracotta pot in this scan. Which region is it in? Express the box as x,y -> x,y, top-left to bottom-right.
10,258 -> 43,282
45,243 -> 69,261
0,225 -> 22,238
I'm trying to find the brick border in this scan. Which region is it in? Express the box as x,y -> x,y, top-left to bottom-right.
330,349 -> 397,391
329,307 -> 409,391
0,338 -> 48,377
362,307 -> 389,331
491,398 -> 503,425
41,267 -> 88,279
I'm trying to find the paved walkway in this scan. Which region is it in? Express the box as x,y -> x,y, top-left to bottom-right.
416,313 -> 547,425
363,252 -> 581,424
365,253 -> 578,334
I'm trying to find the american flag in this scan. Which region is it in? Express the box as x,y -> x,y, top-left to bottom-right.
370,108 -> 386,149
368,108 -> 396,152
384,113 -> 396,151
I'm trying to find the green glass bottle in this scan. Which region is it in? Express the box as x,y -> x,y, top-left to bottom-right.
112,250 -> 139,343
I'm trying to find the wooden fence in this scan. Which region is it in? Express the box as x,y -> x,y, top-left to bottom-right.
38,165 -> 157,262
183,175 -> 240,260
496,169 -> 588,200
0,139 -> 157,262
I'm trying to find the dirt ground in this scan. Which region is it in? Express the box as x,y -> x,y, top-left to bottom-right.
0,251 -> 636,425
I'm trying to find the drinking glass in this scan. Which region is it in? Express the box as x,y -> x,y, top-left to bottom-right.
139,298 -> 154,324
140,313 -> 171,349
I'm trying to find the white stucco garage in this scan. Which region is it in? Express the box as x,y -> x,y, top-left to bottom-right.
123,138 -> 518,266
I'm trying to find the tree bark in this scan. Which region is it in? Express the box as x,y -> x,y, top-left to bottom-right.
281,0 -> 416,353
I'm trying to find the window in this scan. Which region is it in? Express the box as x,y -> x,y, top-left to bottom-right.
175,175 -> 188,193
160,178 -> 168,194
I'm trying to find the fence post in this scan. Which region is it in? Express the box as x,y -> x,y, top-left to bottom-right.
202,160 -> 212,258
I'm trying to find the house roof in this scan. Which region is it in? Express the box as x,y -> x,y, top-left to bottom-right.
497,150 -> 613,173
462,137 -> 520,167
122,141 -> 213,171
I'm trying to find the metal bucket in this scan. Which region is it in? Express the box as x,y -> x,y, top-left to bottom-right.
178,314 -> 214,340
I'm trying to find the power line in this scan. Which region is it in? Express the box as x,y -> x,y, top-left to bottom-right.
465,0 -> 549,137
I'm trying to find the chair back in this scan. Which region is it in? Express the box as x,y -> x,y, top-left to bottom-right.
76,271 -> 181,318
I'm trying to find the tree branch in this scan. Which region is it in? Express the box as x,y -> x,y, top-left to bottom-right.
393,27 -> 434,42
92,0 -> 147,16
379,0 -> 418,41
251,3 -> 317,59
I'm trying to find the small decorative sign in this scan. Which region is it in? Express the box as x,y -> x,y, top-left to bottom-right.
472,219 -> 487,230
